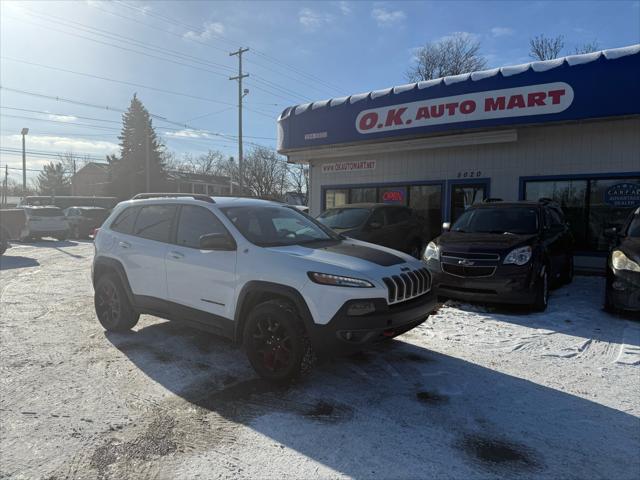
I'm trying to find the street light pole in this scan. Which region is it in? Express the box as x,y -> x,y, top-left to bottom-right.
21,127 -> 29,195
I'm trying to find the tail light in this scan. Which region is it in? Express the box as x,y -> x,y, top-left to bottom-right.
90,228 -> 100,239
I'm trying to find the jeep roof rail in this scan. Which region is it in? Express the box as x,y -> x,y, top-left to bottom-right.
483,197 -> 503,203
131,193 -> 215,203
537,197 -> 557,204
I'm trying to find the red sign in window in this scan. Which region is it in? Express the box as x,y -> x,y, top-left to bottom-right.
382,190 -> 405,202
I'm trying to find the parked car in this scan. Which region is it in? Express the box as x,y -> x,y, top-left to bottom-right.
423,199 -> 574,311
0,208 -> 27,256
20,206 -> 69,241
64,206 -> 110,239
316,203 -> 429,258
604,207 -> 640,315
93,193 -> 435,383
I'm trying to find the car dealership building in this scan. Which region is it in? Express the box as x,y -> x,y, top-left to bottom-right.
277,45 -> 640,269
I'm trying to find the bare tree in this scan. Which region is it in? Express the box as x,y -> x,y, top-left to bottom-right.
574,41 -> 600,54
58,151 -> 90,179
406,33 -> 487,82
287,163 -> 309,203
229,146 -> 288,199
529,34 -> 565,60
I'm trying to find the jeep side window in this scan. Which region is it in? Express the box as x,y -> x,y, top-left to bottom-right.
176,205 -> 229,249
133,205 -> 177,243
110,206 -> 140,235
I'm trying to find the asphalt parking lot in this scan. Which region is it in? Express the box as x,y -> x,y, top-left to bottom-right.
1,241 -> 639,480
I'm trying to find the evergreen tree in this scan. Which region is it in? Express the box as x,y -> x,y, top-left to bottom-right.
109,94 -> 166,198
36,162 -> 70,195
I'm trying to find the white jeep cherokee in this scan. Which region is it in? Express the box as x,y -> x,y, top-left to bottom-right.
92,194 -> 436,382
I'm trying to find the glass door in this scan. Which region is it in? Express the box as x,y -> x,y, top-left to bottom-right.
449,182 -> 488,223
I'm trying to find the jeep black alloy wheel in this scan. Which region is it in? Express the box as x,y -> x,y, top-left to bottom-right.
94,274 -> 139,332
244,300 -> 307,383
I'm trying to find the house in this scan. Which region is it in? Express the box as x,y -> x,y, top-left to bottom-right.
71,162 -> 110,196
71,163 -> 232,197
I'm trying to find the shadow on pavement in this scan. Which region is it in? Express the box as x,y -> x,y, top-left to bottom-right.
105,320 -> 640,479
442,276 -> 640,347
0,255 -> 40,270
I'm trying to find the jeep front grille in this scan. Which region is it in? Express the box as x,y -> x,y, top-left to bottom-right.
382,268 -> 431,305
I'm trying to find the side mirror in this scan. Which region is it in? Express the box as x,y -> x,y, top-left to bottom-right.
199,233 -> 236,251
368,221 -> 382,230
603,227 -> 618,239
442,222 -> 451,232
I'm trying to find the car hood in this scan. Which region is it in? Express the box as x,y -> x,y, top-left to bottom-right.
619,237 -> 640,264
266,239 -> 415,272
435,231 -> 537,254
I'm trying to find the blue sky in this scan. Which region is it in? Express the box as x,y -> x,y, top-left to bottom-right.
1,0 -> 639,183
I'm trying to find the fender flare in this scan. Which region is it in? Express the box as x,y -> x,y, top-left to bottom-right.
93,256 -> 135,305
233,281 -> 315,344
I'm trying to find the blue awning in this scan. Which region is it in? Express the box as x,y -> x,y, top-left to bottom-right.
277,45 -> 640,153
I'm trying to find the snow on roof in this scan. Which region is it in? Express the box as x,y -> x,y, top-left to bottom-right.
279,44 -> 640,120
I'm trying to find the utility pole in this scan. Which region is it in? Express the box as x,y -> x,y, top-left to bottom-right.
229,47 -> 249,194
145,134 -> 150,193
2,165 -> 7,207
21,127 -> 29,195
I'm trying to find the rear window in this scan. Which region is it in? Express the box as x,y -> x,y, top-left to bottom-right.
26,208 -> 63,217
82,209 -> 109,220
110,207 -> 140,235
133,205 -> 177,243
317,208 -> 371,229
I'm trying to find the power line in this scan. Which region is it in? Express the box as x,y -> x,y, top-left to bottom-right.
1,57 -> 236,106
1,106 -> 121,124
112,0 -> 344,96
13,9 -> 312,104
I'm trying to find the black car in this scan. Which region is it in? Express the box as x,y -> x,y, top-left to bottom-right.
316,203 -> 428,258
424,199 -> 574,311
604,207 -> 640,315
64,206 -> 110,239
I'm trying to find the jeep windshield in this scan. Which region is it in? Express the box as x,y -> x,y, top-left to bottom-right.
222,205 -> 339,247
452,207 -> 539,235
317,208 -> 370,229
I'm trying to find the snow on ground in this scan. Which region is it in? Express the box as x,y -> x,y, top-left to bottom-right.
1,241 -> 639,480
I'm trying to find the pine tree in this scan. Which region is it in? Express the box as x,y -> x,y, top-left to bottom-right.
109,94 -> 166,198
36,162 -> 70,195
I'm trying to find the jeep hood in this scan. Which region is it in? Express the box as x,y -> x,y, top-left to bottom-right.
266,239 -> 412,271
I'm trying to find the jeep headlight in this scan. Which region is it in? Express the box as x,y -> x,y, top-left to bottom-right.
504,246 -> 532,266
611,250 -> 640,273
423,241 -> 440,261
308,272 -> 374,288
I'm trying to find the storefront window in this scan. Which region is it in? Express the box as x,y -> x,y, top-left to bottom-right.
350,187 -> 377,204
410,185 -> 442,239
524,177 -> 639,252
589,178 -> 640,250
325,189 -> 348,209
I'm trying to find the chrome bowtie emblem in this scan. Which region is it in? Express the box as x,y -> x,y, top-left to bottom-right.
458,259 -> 475,266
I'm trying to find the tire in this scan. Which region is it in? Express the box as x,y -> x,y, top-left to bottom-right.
560,254 -> 574,285
94,273 -> 139,332
531,266 -> 549,312
243,299 -> 312,384
56,234 -> 68,241
0,240 -> 7,256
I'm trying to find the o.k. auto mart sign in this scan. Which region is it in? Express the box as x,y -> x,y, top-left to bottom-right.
355,83 -> 573,134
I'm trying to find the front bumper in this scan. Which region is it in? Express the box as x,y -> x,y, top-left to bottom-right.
306,291 -> 437,357
427,259 -> 538,305
608,268 -> 640,313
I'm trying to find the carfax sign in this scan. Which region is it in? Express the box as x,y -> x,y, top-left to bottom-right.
277,49 -> 639,152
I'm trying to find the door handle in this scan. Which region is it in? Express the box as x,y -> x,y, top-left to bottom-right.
119,241 -> 131,249
169,251 -> 184,259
